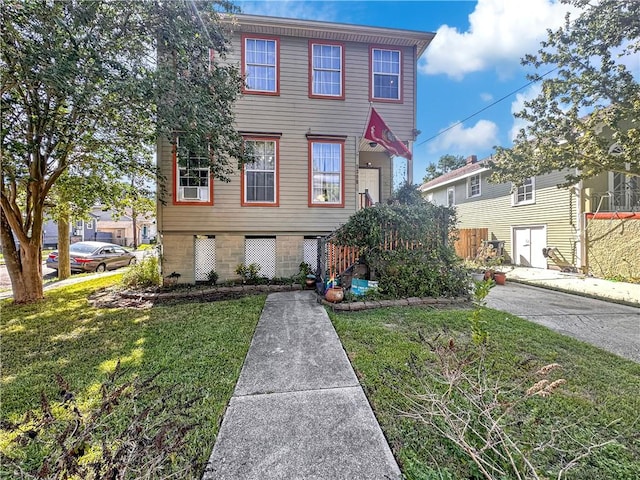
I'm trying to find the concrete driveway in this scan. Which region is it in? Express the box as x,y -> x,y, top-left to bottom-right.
486,283 -> 640,362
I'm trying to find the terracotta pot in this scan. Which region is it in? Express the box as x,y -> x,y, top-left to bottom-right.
325,287 -> 344,303
493,272 -> 506,285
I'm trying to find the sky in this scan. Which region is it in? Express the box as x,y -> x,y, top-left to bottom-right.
234,0 -> 579,182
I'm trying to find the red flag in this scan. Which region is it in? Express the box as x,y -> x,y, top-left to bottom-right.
364,108 -> 412,160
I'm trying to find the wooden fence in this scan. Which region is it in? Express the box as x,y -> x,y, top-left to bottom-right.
454,228 -> 488,259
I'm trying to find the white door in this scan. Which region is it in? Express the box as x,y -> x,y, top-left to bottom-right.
513,226 -> 547,268
358,168 -> 380,204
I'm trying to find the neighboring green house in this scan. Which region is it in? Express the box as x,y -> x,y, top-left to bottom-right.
157,14 -> 434,283
419,156 -> 640,279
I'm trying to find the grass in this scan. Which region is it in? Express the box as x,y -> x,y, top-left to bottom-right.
1,276 -> 264,477
330,306 -> 640,480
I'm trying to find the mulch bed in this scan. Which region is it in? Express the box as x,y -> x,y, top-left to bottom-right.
89,282 -> 470,311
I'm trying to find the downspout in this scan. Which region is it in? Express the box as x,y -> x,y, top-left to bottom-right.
355,135 -> 360,210
408,44 -> 418,185
575,167 -> 586,273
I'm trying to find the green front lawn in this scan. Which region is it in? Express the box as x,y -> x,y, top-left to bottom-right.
1,276 -> 264,477
330,307 -> 640,480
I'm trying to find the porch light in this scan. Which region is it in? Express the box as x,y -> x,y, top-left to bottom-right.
368,142 -> 377,148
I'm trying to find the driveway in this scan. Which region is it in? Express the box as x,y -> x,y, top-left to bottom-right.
486,283 -> 640,362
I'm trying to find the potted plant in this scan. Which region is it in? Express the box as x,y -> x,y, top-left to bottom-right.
299,262 -> 317,289
324,275 -> 343,303
493,271 -> 507,285
464,260 -> 486,282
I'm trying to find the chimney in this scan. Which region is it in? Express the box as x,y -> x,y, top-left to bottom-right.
466,155 -> 477,165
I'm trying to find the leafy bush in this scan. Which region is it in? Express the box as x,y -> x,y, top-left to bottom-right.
374,249 -> 468,298
121,256 -> 161,288
332,202 -> 467,298
207,270 -> 219,285
234,263 -> 261,284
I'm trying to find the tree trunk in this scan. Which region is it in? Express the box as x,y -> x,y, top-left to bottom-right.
132,208 -> 138,250
0,209 -> 44,303
57,216 -> 71,280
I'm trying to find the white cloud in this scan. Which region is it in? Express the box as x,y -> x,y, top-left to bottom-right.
236,1 -> 339,22
420,0 -> 576,80
428,120 -> 499,153
480,92 -> 494,102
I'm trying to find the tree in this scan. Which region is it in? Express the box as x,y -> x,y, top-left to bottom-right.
422,154 -> 467,183
491,0 -> 640,186
1,0 -> 248,303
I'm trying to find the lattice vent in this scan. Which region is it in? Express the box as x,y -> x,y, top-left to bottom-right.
194,236 -> 216,281
303,238 -> 319,270
245,237 -> 276,278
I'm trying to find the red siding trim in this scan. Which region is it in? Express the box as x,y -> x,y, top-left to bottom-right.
308,138 -> 345,208
369,45 -> 403,104
241,136 -> 280,207
586,212 -> 640,220
308,40 -> 346,100
172,139 -> 214,206
241,34 -> 280,96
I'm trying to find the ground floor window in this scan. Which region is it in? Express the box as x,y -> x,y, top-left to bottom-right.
309,140 -> 344,206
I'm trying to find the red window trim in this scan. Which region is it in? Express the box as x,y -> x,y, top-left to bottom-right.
172,139 -> 214,206
308,137 -> 345,208
241,136 -> 280,207
241,34 -> 280,96
308,40 -> 345,100
369,45 -> 403,104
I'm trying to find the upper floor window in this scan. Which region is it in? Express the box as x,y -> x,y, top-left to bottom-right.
309,140 -> 344,207
468,174 -> 481,198
242,35 -> 279,94
242,138 -> 279,206
513,177 -> 535,206
309,41 -> 344,99
174,136 -> 212,205
612,172 -> 639,210
371,47 -> 401,102
447,187 -> 455,207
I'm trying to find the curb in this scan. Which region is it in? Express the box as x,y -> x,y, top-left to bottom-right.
317,294 -> 470,311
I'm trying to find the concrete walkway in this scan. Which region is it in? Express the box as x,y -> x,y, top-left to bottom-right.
202,291 -> 400,480
504,266 -> 640,307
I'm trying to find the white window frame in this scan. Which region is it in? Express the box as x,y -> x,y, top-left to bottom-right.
371,47 -> 401,101
244,37 -> 278,93
447,187 -> 455,207
310,42 -> 343,98
176,136 -> 211,203
512,177 -> 535,206
467,174 -> 481,198
243,139 -> 278,205
86,219 -> 93,230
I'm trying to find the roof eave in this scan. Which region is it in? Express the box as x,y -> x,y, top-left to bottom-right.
224,13 -> 435,53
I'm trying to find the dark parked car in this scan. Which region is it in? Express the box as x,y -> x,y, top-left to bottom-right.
46,241 -> 136,273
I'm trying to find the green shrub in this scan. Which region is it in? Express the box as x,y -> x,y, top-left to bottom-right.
207,270 -> 219,285
121,256 -> 161,288
234,263 -> 261,284
374,249 -> 468,298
